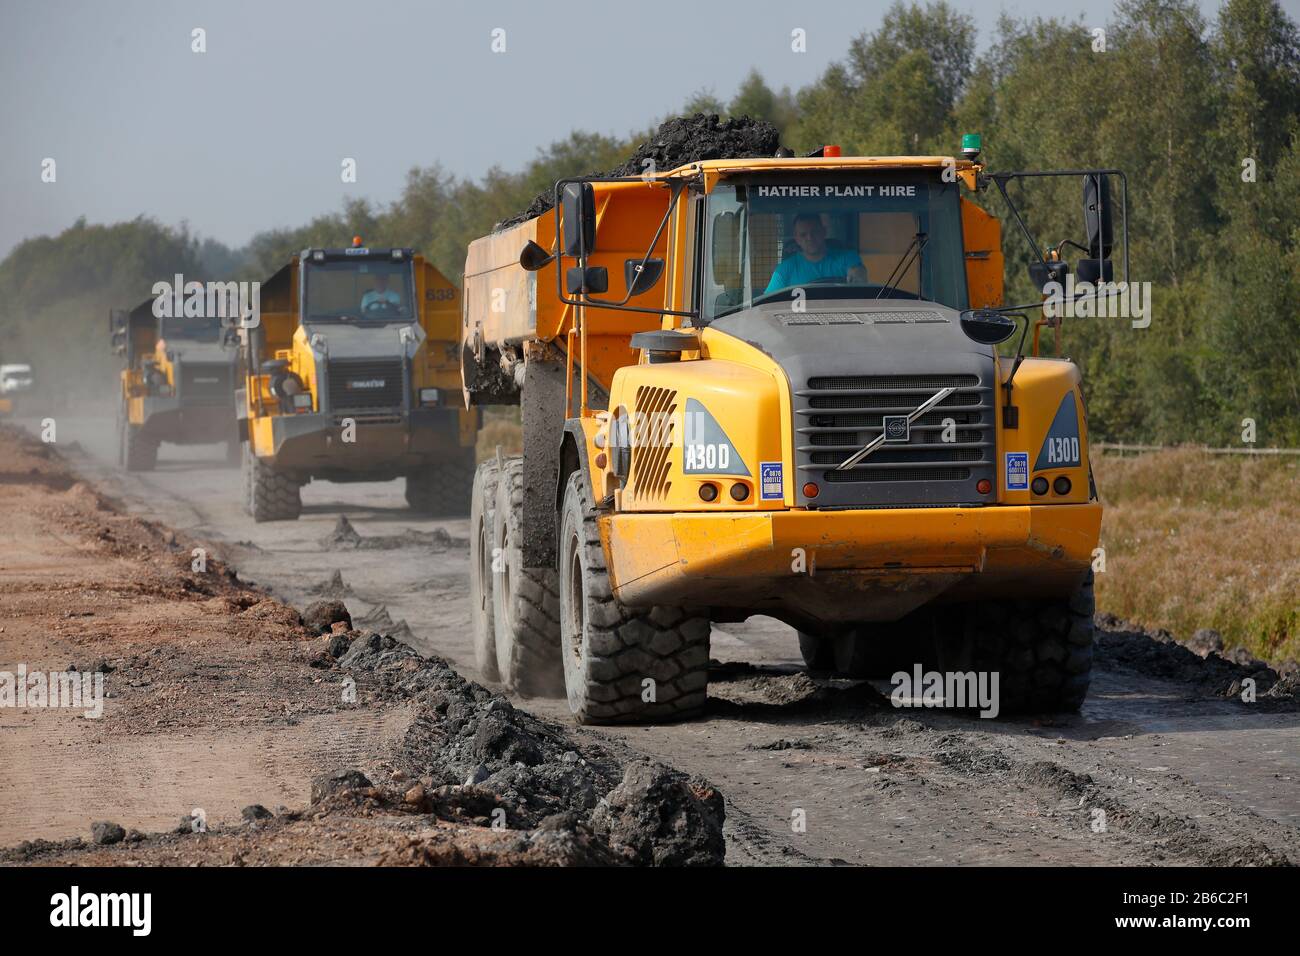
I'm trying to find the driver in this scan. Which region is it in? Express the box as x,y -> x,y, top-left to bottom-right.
360,272 -> 402,314
764,213 -> 868,294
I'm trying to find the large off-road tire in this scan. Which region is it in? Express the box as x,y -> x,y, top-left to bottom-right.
934,571 -> 1095,713
242,443 -> 301,522
557,470 -> 710,724
798,631 -> 836,671
470,460 -> 501,682
121,421 -> 157,472
405,449 -> 475,517
491,457 -> 563,697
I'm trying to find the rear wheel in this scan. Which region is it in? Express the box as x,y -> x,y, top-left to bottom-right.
469,460 -> 501,682
490,457 -> 563,697
798,631 -> 835,671
933,572 -> 1095,713
557,470 -> 710,724
406,449 -> 475,516
243,443 -> 301,522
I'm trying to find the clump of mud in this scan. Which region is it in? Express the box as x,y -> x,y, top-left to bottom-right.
351,605 -> 415,642
333,631 -> 727,865
498,113 -> 783,229
307,569 -> 353,599
320,516 -> 465,552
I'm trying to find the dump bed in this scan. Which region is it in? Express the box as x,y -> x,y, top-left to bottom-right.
461,181 -> 673,403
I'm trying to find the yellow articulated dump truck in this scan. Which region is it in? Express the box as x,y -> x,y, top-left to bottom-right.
237,241 -> 477,521
463,137 -> 1126,723
112,296 -> 240,471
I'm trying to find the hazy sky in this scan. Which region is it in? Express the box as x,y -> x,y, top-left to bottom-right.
0,0 -> 1280,257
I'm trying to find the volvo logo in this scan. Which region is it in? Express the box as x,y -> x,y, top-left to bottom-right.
882,415 -> 909,442
347,378 -> 386,389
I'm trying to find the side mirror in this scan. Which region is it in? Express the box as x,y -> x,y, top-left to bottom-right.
566,266 -> 608,295
1028,259 -> 1069,292
625,257 -> 664,296
561,182 -> 596,258
1076,258 -> 1113,284
1084,174 -> 1113,259
959,309 -> 1017,345
519,240 -> 554,272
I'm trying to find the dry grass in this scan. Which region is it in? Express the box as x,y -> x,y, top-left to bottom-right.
1093,448 -> 1300,663
475,407 -> 522,460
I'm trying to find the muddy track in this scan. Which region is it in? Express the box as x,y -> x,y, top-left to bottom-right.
25,415 -> 1300,866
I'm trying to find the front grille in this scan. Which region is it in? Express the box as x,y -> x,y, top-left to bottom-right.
180,363 -> 232,405
794,370 -> 995,506
628,386 -> 677,501
327,359 -> 405,413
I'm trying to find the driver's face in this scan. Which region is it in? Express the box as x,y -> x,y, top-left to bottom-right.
794,219 -> 827,259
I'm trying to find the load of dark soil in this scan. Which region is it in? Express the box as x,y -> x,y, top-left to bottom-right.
497,113 -> 782,230
335,632 -> 727,864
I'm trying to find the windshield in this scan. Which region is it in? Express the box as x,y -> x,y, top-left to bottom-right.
701,173 -> 967,322
159,315 -> 222,342
304,259 -> 416,323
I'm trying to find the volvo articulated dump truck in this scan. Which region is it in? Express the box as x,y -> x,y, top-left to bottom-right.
462,137 -> 1124,724
112,296 -> 240,471
237,242 -> 478,521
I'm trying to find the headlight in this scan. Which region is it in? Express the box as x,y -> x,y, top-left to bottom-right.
419,388 -> 440,405
292,393 -> 312,411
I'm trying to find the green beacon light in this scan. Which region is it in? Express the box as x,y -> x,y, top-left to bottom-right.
961,133 -> 982,159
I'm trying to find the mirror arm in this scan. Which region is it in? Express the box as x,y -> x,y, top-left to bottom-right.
553,176 -> 696,318
989,174 -> 1047,266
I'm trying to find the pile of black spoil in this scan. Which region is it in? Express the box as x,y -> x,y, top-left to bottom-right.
329,631 -> 727,866
1095,614 -> 1300,709
496,113 -> 783,230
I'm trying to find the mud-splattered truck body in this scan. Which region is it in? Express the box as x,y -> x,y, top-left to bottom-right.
463,143 -> 1121,723
236,244 -> 478,521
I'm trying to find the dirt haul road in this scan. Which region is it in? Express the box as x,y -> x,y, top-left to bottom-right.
17,414 -> 1300,866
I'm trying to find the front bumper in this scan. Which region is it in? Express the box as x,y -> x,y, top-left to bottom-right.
266,407 -> 465,478
139,397 -> 235,444
601,503 -> 1101,625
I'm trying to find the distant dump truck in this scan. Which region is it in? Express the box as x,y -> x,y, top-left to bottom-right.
462,135 -> 1125,724
236,241 -> 477,521
0,363 -> 34,417
111,297 -> 239,470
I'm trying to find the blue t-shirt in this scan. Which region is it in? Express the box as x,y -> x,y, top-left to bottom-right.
360,289 -> 401,313
765,247 -> 866,293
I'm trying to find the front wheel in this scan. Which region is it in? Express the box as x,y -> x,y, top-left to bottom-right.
557,470 -> 710,724
933,572 -> 1095,713
243,443 -> 301,522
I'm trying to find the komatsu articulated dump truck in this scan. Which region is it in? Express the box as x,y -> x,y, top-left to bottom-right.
463,137 -> 1125,724
237,242 -> 478,521
112,295 -> 239,471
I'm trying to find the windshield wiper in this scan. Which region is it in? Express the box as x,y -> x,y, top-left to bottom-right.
875,232 -> 928,300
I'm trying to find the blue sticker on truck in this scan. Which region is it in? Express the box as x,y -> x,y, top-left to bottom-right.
1005,452 -> 1029,490
760,461 -> 783,500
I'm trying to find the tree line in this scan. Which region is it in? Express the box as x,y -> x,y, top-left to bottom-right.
2,0 -> 1296,445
